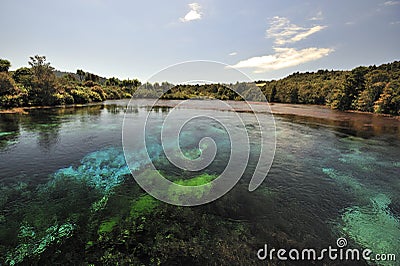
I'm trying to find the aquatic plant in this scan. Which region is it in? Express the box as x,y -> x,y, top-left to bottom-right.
341,194 -> 400,265
98,217 -> 119,235
130,195 -> 159,220
6,222 -> 76,265
52,147 -> 130,192
323,167 -> 400,265
167,174 -> 216,203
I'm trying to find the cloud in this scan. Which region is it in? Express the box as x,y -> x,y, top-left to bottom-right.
267,16 -> 327,46
309,11 -> 323,21
230,47 -> 333,73
229,52 -> 238,56
230,16 -> 332,73
180,3 -> 202,22
383,1 -> 400,6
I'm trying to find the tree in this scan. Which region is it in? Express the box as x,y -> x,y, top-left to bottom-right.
13,67 -> 33,88
0,72 -> 18,96
28,55 -> 57,105
0,72 -> 26,107
77,69 -> 85,82
269,85 -> 277,102
29,55 -> 54,78
84,72 -> 100,83
106,77 -> 121,86
374,81 -> 400,115
0,59 -> 11,72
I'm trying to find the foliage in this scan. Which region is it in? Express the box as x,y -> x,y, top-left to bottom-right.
1,56 -> 399,115
0,56 -> 141,109
130,195 -> 159,220
0,73 -> 19,96
12,67 -> 33,89
0,59 -> 11,72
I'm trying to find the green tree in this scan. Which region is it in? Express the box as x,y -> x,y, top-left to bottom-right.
28,55 -> 57,105
0,72 -> 18,96
12,67 -> 33,88
269,85 -> 277,102
0,72 -> 26,107
0,59 -> 11,72
374,81 -> 400,115
106,77 -> 121,86
76,69 -> 85,82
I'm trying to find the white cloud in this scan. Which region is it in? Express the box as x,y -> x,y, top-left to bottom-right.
383,1 -> 400,6
390,21 -> 400,25
310,11 -> 323,21
229,52 -> 237,56
267,16 -> 327,46
180,3 -> 202,22
230,16 -> 332,73
230,47 -> 333,73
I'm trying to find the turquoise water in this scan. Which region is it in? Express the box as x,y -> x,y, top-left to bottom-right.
0,100 -> 399,265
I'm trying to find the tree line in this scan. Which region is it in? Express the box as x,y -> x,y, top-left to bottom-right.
1,56 -> 399,115
0,56 -> 140,107
160,61 -> 400,115
260,61 -> 400,115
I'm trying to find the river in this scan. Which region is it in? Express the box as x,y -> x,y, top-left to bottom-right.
0,99 -> 399,265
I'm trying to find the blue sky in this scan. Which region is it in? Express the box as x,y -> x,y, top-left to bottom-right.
1,0 -> 399,82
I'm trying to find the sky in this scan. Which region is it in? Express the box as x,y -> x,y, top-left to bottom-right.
1,0 -> 399,83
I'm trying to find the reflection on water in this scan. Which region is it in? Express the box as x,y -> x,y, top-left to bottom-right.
0,100 -> 399,265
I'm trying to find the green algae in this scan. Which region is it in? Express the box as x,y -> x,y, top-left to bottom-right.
98,218 -> 119,234
0,131 -> 15,137
130,195 -> 159,220
167,174 -> 217,203
91,195 -> 109,213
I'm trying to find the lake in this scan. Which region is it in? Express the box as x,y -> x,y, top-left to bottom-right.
0,99 -> 399,265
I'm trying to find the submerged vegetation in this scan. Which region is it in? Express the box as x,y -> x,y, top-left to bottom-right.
1,56 -> 399,115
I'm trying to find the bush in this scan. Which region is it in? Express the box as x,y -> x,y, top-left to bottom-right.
0,94 -> 26,107
52,93 -> 75,105
91,86 -> 107,101
83,80 -> 98,87
88,90 -> 103,102
0,72 -> 19,96
70,88 -> 91,104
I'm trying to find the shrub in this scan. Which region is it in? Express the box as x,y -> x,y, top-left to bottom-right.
70,88 -> 91,104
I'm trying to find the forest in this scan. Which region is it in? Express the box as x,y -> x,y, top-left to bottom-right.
160,61 -> 400,115
0,56 -> 140,108
0,56 -> 399,115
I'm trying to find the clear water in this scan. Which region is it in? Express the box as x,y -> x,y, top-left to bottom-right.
0,100 -> 399,265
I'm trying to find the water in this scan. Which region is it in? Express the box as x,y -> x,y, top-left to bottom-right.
0,99 -> 399,265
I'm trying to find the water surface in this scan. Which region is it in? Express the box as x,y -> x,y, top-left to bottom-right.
0,100 -> 399,265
